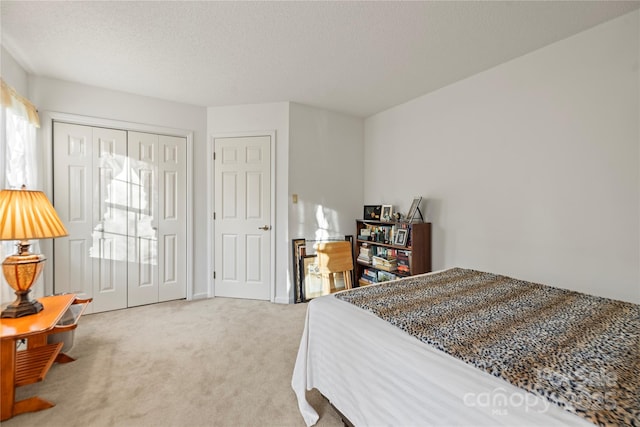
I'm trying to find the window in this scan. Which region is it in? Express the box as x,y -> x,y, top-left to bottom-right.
1,79 -> 42,304
4,107 -> 38,189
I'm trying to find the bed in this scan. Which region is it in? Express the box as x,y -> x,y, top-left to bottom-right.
291,268 -> 639,426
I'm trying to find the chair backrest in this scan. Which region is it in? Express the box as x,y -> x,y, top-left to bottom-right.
315,241 -> 353,274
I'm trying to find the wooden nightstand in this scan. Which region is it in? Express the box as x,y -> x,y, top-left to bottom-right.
0,294 -> 91,420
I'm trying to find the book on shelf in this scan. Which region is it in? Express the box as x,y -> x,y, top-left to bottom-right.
377,270 -> 397,282
372,255 -> 397,272
359,278 -> 374,287
357,254 -> 372,264
397,265 -> 410,274
373,264 -> 396,272
357,243 -> 373,263
361,273 -> 378,283
362,267 -> 378,283
372,255 -> 396,265
359,247 -> 372,256
396,249 -> 410,272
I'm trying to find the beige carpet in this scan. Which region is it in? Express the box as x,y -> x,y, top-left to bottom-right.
5,298 -> 342,427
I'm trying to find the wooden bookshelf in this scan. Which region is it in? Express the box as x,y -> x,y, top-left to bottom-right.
355,219 -> 431,286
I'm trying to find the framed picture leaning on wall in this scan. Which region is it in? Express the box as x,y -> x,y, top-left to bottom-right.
405,196 -> 423,222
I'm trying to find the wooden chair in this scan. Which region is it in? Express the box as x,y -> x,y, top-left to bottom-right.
314,241 -> 354,295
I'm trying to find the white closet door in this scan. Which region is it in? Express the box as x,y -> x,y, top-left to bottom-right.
92,127 -> 129,311
53,123 -> 128,313
54,124 -> 187,312
53,123 -> 93,297
158,135 -> 187,302
127,132 -> 187,306
127,131 -> 159,307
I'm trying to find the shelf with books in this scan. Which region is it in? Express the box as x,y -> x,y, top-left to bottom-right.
355,219 -> 431,287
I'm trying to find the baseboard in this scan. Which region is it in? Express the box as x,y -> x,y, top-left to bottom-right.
274,295 -> 292,304
190,292 -> 209,300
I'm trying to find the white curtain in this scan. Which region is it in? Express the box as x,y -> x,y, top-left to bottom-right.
5,108 -> 38,189
1,82 -> 42,305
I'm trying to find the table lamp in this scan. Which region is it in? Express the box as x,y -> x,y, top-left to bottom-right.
0,188 -> 68,318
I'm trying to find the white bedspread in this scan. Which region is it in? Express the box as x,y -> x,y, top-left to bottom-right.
292,290 -> 595,427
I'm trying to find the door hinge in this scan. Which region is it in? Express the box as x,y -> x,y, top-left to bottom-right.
213,271 -> 216,279
213,212 -> 216,220
213,152 -> 216,160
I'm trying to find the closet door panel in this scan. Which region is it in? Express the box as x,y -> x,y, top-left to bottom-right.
91,127 -> 128,312
158,135 -> 187,302
53,123 -> 94,301
127,131 -> 159,307
53,123 -> 127,313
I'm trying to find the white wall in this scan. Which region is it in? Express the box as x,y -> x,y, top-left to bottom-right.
365,11 -> 640,303
1,45 -> 28,94
28,76 -> 209,299
289,103 -> 364,240
289,102 -> 364,298
207,102 -> 290,303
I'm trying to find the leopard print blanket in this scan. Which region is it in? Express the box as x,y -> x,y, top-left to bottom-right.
335,268 -> 639,426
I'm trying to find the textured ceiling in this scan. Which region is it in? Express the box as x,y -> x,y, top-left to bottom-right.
2,1 -> 639,118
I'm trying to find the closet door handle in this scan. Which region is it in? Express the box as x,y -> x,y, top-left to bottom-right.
258,225 -> 271,231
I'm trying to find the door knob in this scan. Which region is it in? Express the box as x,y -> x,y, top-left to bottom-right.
258,225 -> 271,231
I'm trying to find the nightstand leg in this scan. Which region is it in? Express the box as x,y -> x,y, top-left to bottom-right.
0,340 -> 16,421
55,353 -> 76,364
13,396 -> 55,415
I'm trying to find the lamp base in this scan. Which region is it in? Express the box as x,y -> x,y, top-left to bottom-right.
1,290 -> 43,318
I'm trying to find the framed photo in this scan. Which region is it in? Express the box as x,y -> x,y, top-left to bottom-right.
302,255 -> 322,300
363,205 -> 382,221
381,205 -> 393,222
394,228 -> 408,247
291,238 -> 306,303
405,196 -> 423,222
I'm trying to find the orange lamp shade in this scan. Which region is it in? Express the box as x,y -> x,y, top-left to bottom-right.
0,189 -> 68,240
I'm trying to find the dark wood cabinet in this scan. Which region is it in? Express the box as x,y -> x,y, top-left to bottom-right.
355,220 -> 431,286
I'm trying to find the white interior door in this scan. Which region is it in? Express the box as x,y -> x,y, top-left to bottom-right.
214,136 -> 271,300
53,122 -> 128,313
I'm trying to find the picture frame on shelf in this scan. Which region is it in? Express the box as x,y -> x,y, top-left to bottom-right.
381,205 -> 393,222
405,196 -> 423,222
394,228 -> 408,247
363,205 -> 382,221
